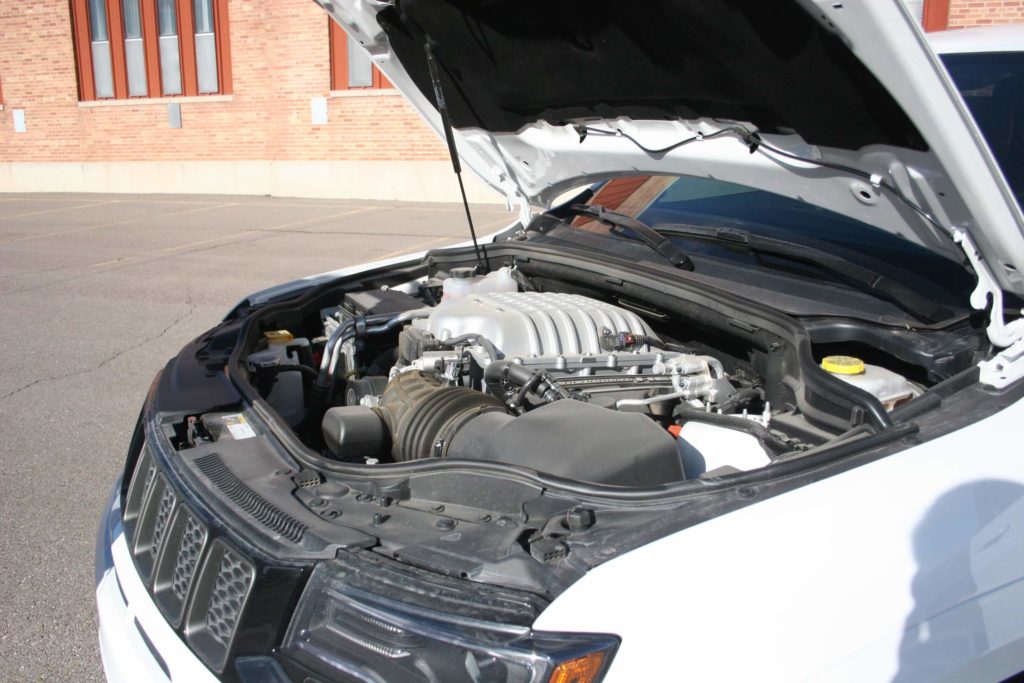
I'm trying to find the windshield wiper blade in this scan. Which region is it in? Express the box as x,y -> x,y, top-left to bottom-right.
658,224 -> 953,323
566,204 -> 695,271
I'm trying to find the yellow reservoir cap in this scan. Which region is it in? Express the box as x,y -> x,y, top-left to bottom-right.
822,355 -> 866,375
263,330 -> 294,343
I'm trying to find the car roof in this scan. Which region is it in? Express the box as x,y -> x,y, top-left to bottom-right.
928,24 -> 1024,55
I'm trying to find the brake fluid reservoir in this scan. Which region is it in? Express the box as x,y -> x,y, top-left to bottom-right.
821,355 -> 916,410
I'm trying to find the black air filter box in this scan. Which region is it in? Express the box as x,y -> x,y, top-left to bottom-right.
448,399 -> 684,487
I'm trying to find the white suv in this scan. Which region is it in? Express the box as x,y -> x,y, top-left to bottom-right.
96,7 -> 1024,683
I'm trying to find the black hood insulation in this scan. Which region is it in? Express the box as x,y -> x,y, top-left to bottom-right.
379,0 -> 927,151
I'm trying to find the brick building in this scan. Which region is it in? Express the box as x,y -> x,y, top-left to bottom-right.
0,0 -> 1020,202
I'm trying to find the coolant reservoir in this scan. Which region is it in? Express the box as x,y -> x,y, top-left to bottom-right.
441,266 -> 517,301
475,266 -> 517,294
441,267 -> 474,300
821,355 -> 916,410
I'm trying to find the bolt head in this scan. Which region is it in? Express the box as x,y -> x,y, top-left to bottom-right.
565,507 -> 596,531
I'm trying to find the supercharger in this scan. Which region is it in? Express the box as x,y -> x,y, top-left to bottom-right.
393,291 -> 732,412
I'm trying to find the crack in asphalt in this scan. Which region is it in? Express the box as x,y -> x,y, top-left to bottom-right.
0,294 -> 196,404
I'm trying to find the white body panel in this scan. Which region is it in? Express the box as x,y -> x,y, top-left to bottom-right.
535,397 -> 1024,682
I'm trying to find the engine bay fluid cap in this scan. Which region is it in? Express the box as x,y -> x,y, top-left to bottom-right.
821,355 -> 866,375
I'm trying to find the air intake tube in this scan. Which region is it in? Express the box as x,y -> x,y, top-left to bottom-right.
377,372 -> 510,461
321,372 -> 509,462
320,371 -> 683,486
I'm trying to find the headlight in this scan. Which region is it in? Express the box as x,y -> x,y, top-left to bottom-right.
281,554 -> 619,683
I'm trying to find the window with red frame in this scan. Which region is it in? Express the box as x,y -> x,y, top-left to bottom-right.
69,0 -> 232,100
329,20 -> 390,90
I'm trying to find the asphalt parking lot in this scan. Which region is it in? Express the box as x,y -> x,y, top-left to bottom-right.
0,193 -> 513,682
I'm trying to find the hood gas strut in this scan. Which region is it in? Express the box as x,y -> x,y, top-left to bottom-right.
425,41 -> 487,273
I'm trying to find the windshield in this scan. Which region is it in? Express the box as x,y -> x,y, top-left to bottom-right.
541,175 -> 973,321
940,51 -> 1024,209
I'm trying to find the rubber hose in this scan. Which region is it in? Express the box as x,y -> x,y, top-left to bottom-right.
438,333 -> 503,362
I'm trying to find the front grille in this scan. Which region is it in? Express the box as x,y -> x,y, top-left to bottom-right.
152,506 -> 208,626
150,486 -> 175,558
185,538 -> 256,671
122,442 -> 255,670
122,445 -> 157,542
132,474 -> 176,581
206,548 -> 253,646
173,516 -> 205,602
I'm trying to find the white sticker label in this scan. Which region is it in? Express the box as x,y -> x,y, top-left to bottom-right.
222,414 -> 256,440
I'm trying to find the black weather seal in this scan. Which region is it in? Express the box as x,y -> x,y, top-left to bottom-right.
565,203 -> 695,271
656,224 -> 953,323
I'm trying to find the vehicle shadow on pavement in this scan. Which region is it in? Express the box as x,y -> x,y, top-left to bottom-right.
894,480 -> 1024,682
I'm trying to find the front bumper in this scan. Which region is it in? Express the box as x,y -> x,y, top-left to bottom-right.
95,479 -> 218,683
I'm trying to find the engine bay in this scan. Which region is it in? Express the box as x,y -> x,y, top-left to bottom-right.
237,253 -> 958,489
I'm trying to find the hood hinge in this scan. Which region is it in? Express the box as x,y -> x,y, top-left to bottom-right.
509,192 -> 532,226
954,229 -> 1024,388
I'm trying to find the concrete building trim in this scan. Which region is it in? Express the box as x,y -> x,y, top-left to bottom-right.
329,89 -> 403,99
0,160 -> 502,204
78,95 -> 235,108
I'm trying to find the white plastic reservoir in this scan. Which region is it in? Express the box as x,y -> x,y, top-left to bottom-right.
441,266 -> 517,301
820,355 -> 918,410
675,421 -> 772,478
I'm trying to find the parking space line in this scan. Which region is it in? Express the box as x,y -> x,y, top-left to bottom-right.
0,202 -> 238,245
0,196 -> 103,203
0,204 -> 513,297
0,196 -> 226,207
259,206 -> 378,233
372,235 -> 458,260
86,206 -> 380,269
369,215 -> 515,260
0,200 -> 118,222
108,199 -> 508,212
89,230 -> 262,268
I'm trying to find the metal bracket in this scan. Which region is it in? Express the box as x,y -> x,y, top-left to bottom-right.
954,229 -> 1024,388
980,339 -> 1024,389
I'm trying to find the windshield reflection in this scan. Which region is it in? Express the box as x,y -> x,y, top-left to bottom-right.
550,174 -> 974,311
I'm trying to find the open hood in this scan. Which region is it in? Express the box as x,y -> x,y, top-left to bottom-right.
317,1 -> 1024,335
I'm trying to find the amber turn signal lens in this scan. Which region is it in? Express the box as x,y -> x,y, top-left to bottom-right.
548,650 -> 607,683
